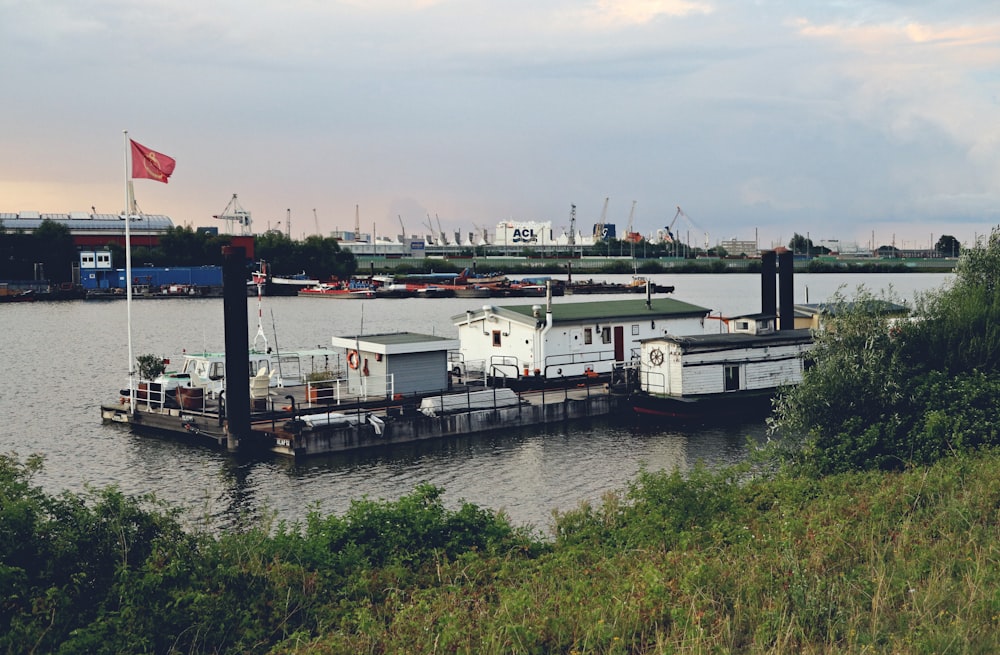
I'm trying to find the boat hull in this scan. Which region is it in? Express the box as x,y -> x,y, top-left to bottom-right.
628,390 -> 776,420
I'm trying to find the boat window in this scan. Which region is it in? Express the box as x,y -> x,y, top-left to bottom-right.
601,327 -> 612,344
632,324 -> 639,336
584,328 -> 593,345
492,330 -> 502,347
210,362 -> 225,380
724,365 -> 740,392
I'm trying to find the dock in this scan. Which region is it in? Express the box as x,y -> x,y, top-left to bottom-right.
101,378 -> 617,457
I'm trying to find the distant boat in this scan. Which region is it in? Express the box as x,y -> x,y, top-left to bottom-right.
251,261 -> 319,296
298,284 -> 375,299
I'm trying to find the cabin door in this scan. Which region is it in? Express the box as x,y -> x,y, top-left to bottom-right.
614,326 -> 624,361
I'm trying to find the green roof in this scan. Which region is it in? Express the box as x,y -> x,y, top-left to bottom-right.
501,298 -> 709,323
336,332 -> 454,345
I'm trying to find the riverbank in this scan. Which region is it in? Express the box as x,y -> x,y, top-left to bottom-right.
4,447 -> 998,653
355,254 -> 957,275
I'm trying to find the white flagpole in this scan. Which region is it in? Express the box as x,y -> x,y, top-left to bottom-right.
124,130 -> 136,414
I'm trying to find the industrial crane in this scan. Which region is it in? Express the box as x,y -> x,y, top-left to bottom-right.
625,200 -> 641,243
436,214 -> 448,246
664,206 -> 683,243
213,194 -> 252,235
665,206 -> 710,251
594,197 -> 609,240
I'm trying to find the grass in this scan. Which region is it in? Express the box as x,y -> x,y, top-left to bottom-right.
277,453 -> 1000,654
5,451 -> 1000,653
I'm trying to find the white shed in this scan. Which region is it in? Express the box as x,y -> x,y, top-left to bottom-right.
330,332 -> 459,396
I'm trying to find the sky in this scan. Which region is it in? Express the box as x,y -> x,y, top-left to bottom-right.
2,0 -> 999,251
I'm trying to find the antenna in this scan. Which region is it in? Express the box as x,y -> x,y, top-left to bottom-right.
285,209 -> 291,240
313,208 -> 320,236
568,204 -> 576,247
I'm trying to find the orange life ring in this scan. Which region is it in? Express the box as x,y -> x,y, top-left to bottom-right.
347,350 -> 360,369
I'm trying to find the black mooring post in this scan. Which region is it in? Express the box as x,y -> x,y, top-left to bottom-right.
222,246 -> 250,451
761,250 -> 777,318
778,250 -> 795,331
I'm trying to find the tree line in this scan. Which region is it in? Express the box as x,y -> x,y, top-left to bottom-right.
0,221 -> 358,284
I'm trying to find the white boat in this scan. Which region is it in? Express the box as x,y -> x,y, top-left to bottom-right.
153,348 -> 344,399
251,261 -> 320,296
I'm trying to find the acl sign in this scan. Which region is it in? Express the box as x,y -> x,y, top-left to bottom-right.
512,227 -> 538,243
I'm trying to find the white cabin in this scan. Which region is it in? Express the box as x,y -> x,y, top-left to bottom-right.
451,297 -> 710,381
638,323 -> 813,399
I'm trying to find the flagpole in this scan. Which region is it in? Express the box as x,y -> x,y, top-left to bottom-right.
124,130 -> 136,414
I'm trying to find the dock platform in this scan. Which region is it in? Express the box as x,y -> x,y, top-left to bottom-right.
101,378 -> 618,457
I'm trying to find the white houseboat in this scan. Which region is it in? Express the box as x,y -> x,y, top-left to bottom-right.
450,290 -> 710,385
629,313 -> 814,419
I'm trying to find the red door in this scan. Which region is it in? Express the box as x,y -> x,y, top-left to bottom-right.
614,326 -> 624,361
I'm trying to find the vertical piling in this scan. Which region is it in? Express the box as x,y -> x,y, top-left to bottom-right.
761,250 -> 777,317
222,246 -> 250,451
778,249 -> 794,330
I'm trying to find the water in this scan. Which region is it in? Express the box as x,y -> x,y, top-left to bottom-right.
0,272 -> 951,532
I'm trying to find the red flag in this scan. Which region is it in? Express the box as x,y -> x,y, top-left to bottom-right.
130,139 -> 176,183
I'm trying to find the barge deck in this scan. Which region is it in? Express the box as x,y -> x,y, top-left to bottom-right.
102,379 -> 617,458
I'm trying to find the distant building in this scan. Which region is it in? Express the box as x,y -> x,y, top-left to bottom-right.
0,211 -> 255,258
718,238 -> 759,257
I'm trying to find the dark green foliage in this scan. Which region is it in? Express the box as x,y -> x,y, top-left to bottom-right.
553,464 -> 752,553
156,225 -> 234,266
255,232 -> 356,280
0,460 -> 532,654
0,219 -> 77,282
772,226 -> 1000,474
0,454 -> 192,654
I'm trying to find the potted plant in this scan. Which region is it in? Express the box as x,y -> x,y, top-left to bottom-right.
306,370 -> 335,403
136,353 -> 167,381
135,354 -> 167,405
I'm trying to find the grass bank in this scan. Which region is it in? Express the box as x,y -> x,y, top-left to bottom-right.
4,450 -> 999,653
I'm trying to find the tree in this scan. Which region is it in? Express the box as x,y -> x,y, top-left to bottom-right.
787,233 -> 830,257
771,226 -> 1000,475
25,219 -> 76,283
788,233 -> 812,255
935,234 -> 961,258
256,232 -> 356,281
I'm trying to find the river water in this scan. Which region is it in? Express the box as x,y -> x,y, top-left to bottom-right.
1,272 -> 951,533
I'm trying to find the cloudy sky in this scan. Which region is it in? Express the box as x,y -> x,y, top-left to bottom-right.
3,0 -> 999,251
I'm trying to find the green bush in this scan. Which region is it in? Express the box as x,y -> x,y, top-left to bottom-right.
772,226 -> 1000,475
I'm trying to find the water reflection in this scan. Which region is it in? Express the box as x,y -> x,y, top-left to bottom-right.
195,416 -> 767,532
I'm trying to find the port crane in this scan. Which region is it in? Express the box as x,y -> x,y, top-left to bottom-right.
213,194 -> 252,235
664,206 -> 710,251
624,200 -> 641,243
594,197 -> 610,240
